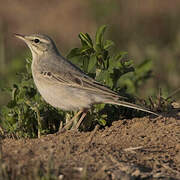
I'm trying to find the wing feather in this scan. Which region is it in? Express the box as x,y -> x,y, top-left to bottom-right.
39,55 -> 126,99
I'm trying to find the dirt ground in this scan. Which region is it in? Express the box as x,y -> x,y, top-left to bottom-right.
1,107 -> 180,179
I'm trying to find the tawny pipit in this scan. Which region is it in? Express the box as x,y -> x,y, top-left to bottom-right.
15,34 -> 158,129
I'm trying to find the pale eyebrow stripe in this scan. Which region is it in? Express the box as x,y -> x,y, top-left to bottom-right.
40,39 -> 49,43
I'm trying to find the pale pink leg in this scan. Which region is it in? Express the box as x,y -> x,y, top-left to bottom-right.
75,111 -> 88,130
62,110 -> 83,130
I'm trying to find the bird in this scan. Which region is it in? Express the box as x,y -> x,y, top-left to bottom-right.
15,33 -> 158,130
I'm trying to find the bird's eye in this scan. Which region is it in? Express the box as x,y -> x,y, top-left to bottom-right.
34,39 -> 40,43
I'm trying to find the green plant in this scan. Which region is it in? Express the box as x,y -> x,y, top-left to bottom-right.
67,25 -> 153,128
0,25 -> 154,137
141,88 -> 174,113
0,59 -> 65,138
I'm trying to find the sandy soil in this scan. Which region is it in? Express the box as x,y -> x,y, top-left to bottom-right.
1,109 -> 180,179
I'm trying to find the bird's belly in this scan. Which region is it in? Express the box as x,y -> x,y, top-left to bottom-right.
34,80 -> 96,111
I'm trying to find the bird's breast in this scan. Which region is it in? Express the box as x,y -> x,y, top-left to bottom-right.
31,73 -> 96,111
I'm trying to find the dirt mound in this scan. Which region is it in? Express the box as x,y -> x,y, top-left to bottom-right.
1,113 -> 180,179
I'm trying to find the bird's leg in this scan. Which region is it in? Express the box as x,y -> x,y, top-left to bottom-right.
62,110 -> 83,131
75,109 -> 88,130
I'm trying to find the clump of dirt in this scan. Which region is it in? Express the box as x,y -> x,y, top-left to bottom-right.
1,112 -> 180,179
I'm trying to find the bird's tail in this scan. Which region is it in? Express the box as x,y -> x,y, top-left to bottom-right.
106,100 -> 159,116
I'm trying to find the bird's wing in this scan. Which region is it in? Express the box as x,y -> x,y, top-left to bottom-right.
40,69 -> 121,98
38,55 -> 126,99
39,57 -> 126,99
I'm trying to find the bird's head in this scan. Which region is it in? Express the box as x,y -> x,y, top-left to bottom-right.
15,34 -> 58,57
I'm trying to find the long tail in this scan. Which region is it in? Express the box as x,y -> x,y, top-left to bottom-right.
106,100 -> 159,116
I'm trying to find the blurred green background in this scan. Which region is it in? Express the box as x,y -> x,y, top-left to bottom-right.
0,0 -> 180,106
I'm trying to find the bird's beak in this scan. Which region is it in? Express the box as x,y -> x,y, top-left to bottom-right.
14,33 -> 26,41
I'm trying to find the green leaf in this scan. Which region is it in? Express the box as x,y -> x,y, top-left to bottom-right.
117,75 -> 136,94
79,33 -> 93,48
114,51 -> 128,61
96,70 -> 113,87
87,55 -> 97,73
136,59 -> 152,76
104,40 -> 114,50
95,25 -> 107,48
123,60 -> 133,67
84,33 -> 93,46
67,48 -> 80,59
94,103 -> 105,110
82,56 -> 89,72
79,46 -> 92,54
134,59 -> 152,81
98,119 -> 106,126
